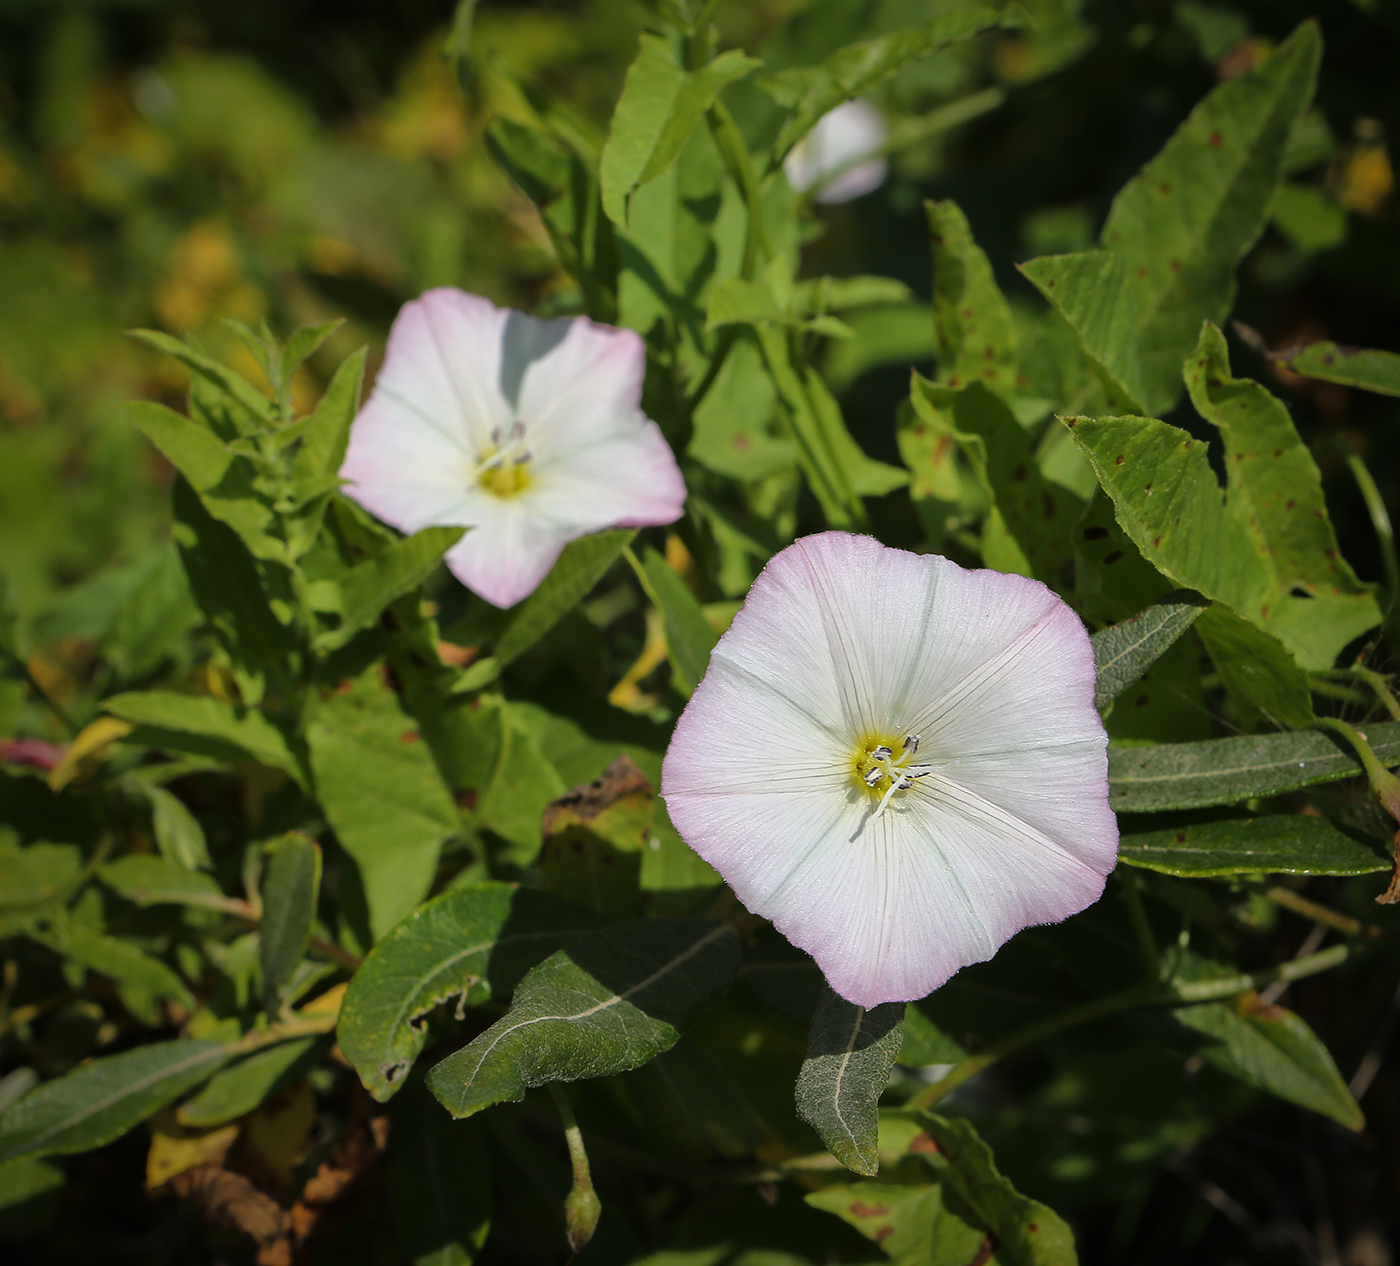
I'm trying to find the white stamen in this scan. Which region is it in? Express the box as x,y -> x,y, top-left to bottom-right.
476,420 -> 533,475
861,733 -> 933,825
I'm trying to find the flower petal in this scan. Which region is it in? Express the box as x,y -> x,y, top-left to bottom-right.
515,317 -> 648,456
528,425 -> 688,533
441,495 -> 573,610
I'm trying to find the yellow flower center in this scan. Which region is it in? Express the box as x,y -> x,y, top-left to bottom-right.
851,731 -> 932,818
476,421 -> 533,498
478,458 -> 532,497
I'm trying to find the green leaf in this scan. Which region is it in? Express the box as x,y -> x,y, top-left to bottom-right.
426,918 -> 740,1118
688,337 -> 795,481
1174,996 -> 1363,1129
99,854 -> 230,909
600,34 -> 759,227
1119,814 -> 1390,877
259,833 -> 321,1012
1065,340 -> 1379,670
634,547 -> 718,695
145,785 -> 212,871
0,1155 -> 64,1237
762,6 -> 1019,161
129,329 -> 275,427
909,378 -> 1080,586
706,277 -> 784,328
1108,720 -> 1400,812
1194,604 -> 1314,730
927,199 -> 1018,396
43,925 -> 195,1018
128,401 -> 233,491
314,525 -> 465,654
1271,340 -> 1400,397
337,882 -> 601,1102
387,1083 -> 491,1266
103,691 -> 304,786
280,319 -> 342,387
177,1036 -> 324,1128
808,1180 -> 984,1266
0,840 -> 81,913
917,1112 -> 1079,1265
306,667 -> 459,941
795,988 -> 904,1177
0,1040 -> 230,1162
170,477 -> 297,705
492,529 -> 635,671
809,1111 -> 1078,1265
1091,592 -> 1207,710
1021,23 -> 1320,415
292,348 -> 366,482
1270,183 -> 1348,252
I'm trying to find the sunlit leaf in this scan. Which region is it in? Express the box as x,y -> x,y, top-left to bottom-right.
1021,23 -> 1320,415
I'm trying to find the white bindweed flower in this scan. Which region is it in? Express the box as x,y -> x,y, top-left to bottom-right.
783,99 -> 888,204
340,289 -> 686,608
661,532 -> 1117,1007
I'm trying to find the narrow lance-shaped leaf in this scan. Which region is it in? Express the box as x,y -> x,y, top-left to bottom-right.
146,785 -> 211,871
795,988 -> 904,1177
761,5 -> 1021,161
337,883 -> 602,1102
0,1041 -> 231,1163
129,329 -> 275,427
426,918 -> 740,1119
1091,591 -> 1207,709
99,854 -> 232,911
493,529 -> 636,671
600,34 -> 759,226
1021,22 -> 1320,415
260,833 -> 322,1012
1120,815 -> 1390,877
1173,996 -> 1363,1130
292,348 -> 366,483
1270,340 -> 1400,397
103,690 -> 304,787
1109,720 -> 1400,812
177,1037 -> 325,1129
634,548 -> 718,696
313,525 -> 465,654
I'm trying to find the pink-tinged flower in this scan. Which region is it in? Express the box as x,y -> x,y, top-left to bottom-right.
661,532 -> 1117,1007
783,100 -> 888,204
340,289 -> 687,608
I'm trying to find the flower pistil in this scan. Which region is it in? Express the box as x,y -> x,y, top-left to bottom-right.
476,420 -> 533,497
853,732 -> 933,820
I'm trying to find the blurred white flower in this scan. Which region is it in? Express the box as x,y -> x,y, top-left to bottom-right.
783,99 -> 889,204
661,532 -> 1117,1007
341,289 -> 686,608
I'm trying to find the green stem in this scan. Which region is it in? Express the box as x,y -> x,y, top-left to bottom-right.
549,1083 -> 602,1253
1348,453 -> 1400,622
706,100 -> 770,280
904,943 -> 1353,1110
1313,716 -> 1399,794
1261,884 -> 1391,941
1116,869 -> 1161,982
1351,665 -> 1400,722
